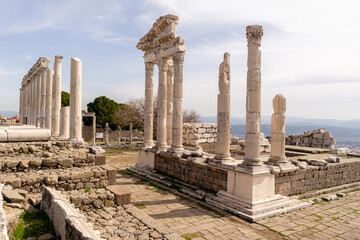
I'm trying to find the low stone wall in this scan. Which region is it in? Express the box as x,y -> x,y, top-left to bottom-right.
286,128 -> 335,148
0,166 -> 108,193
82,126 -> 143,142
183,123 -> 217,146
62,189 -> 115,211
41,186 -> 102,240
155,154 -> 227,193
275,161 -> 360,196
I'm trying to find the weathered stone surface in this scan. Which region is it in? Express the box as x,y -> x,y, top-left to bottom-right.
107,185 -> 131,205
2,189 -> 25,203
57,158 -> 74,167
42,159 -> 57,167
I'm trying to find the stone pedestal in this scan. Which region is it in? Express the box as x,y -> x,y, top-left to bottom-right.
138,148 -> 156,169
69,57 -> 83,142
144,62 -> 155,149
52,55 -> 63,137
214,52 -> 232,162
45,69 -> 54,129
59,106 -> 70,139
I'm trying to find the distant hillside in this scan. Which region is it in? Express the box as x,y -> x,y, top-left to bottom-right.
201,116 -> 360,129
0,111 -> 18,118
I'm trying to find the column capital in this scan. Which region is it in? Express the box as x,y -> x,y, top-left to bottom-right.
145,62 -> 155,73
246,25 -> 263,46
158,57 -> 171,71
173,52 -> 185,64
55,55 -> 63,63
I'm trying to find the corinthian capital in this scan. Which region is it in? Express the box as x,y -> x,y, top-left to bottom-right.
158,57 -> 171,71
246,25 -> 263,46
145,62 -> 155,73
55,55 -> 63,63
173,52 -> 185,65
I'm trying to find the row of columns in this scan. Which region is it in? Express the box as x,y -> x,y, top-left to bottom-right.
143,51 -> 185,154
19,56 -> 83,142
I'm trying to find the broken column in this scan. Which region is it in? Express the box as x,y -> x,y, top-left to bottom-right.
59,106 -> 70,139
171,52 -> 185,154
45,69 -> 54,129
52,55 -> 63,136
166,61 -> 174,146
104,123 -> 110,145
117,126 -> 121,144
156,57 -> 169,151
241,25 -> 264,168
129,123 -> 132,144
69,57 -> 83,142
214,52 -> 232,162
143,62 -> 155,148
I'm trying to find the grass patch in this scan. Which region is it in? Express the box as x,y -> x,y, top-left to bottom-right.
103,146 -> 140,155
135,204 -> 146,209
10,211 -> 55,240
332,217 -> 340,221
84,188 -> 91,193
135,178 -> 149,185
119,170 -> 133,176
180,232 -> 204,240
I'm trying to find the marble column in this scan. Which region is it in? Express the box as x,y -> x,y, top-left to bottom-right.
104,123 -> 110,145
241,25 -> 264,167
166,61 -> 174,146
92,116 -> 96,146
52,55 -> 63,136
129,123 -> 133,144
69,57 -> 83,142
215,52 -> 232,162
40,70 -> 46,127
59,106 -> 70,139
31,77 -> 36,125
268,94 -> 287,164
36,75 -> 41,127
45,69 -> 54,129
117,126 -> 121,144
144,62 -> 155,148
171,52 -> 185,154
156,57 -> 170,151
19,87 -> 23,124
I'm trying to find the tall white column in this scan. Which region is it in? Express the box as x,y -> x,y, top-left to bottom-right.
59,106 -> 70,139
40,70 -> 46,127
156,57 -> 169,151
144,62 -> 155,148
241,25 -> 264,168
45,69 -> 54,129
215,52 -> 232,162
36,74 -> 41,127
19,87 -> 23,124
31,77 -> 36,125
171,52 -> 185,153
166,61 -> 174,146
92,115 -> 96,146
52,55 -> 63,136
69,57 -> 83,142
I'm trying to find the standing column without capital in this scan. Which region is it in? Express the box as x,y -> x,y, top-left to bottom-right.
69,58 -> 83,142
241,25 -> 264,167
45,69 -> 54,129
40,70 -> 46,127
156,58 -> 169,151
92,115 -> 96,146
171,52 -> 185,154
52,55 -> 63,136
59,106 -> 70,139
36,75 -> 41,127
19,87 -> 23,124
166,61 -> 174,146
214,52 -> 232,162
144,62 -> 155,148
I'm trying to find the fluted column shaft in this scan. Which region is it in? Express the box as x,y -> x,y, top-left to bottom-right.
156,57 -> 169,151
19,87 -> 23,124
144,62 -> 155,148
69,57 -> 82,141
40,70 -> 46,127
166,61 -> 174,146
171,52 -> 185,153
59,106 -> 70,138
242,25 -> 264,167
45,69 -> 54,129
36,74 -> 42,127
52,55 -> 63,136
31,77 -> 36,125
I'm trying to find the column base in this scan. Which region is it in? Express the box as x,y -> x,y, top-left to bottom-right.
156,143 -> 168,152
143,141 -> 154,149
138,148 -> 156,169
265,159 -> 298,173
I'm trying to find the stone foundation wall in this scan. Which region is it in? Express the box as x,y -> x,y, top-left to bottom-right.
286,128 -> 335,148
183,123 -> 217,146
275,161 -> 360,196
155,154 -> 227,193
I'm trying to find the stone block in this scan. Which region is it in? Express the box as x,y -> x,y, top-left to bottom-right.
101,165 -> 116,185
106,185 -> 131,205
2,189 -> 24,203
95,155 -> 106,165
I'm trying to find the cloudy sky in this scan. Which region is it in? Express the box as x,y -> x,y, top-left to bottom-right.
0,0 -> 359,120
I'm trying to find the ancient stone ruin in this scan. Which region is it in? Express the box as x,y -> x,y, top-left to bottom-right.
286,128 -> 336,148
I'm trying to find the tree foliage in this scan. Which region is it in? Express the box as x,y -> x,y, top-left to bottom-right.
87,96 -> 122,128
61,91 -> 70,108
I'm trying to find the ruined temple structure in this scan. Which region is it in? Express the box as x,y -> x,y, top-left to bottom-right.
13,56 -> 85,143
131,17 -> 310,221
136,14 -> 186,165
